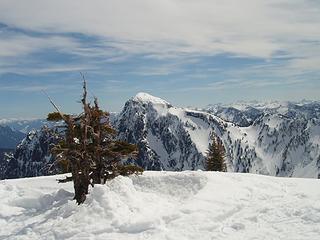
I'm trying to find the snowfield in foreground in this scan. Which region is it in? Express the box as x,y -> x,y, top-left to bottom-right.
1,172 -> 320,240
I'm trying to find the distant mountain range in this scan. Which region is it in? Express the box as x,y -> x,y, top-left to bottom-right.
0,118 -> 48,134
204,100 -> 320,127
0,125 -> 25,149
0,119 -> 50,178
1,94 -> 320,179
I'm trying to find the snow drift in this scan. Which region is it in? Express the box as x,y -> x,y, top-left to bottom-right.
1,171 -> 320,240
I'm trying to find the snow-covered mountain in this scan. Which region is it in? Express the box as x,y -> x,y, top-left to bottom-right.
4,127 -> 60,179
0,118 -> 47,134
205,100 -> 320,127
0,118 -> 48,149
2,93 -> 320,179
204,100 -> 320,177
116,93 -> 320,178
0,148 -> 13,179
0,125 -> 25,149
1,171 -> 320,239
0,119 -> 53,178
116,92 -> 225,170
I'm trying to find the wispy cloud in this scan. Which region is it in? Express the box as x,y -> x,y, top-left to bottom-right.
0,84 -> 77,92
0,0 -> 319,59
0,0 -> 319,75
176,77 -> 308,93
0,62 -> 98,75
0,34 -> 80,58
0,0 -> 319,117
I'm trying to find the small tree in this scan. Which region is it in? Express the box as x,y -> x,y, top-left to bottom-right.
47,75 -> 143,204
206,133 -> 227,172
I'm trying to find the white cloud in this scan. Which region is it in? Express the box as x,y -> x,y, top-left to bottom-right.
1,64 -> 97,75
0,0 -> 319,59
176,77 -> 307,93
0,33 -> 117,75
0,34 -> 80,57
0,83 -> 77,92
0,0 -> 318,84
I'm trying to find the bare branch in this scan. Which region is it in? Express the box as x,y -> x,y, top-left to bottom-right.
42,90 -> 67,122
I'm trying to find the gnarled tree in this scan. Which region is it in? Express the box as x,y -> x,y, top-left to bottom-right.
47,76 -> 143,204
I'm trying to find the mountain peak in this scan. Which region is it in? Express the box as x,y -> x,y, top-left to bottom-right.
133,92 -> 171,106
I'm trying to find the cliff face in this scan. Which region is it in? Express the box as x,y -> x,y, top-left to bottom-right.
116,93 -> 209,170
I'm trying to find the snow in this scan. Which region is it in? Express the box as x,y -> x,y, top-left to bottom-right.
1,171 -> 320,240
133,92 -> 170,106
133,94 -> 214,156
168,107 -> 213,154
0,118 -> 36,125
183,115 -> 211,154
147,131 -> 169,165
0,118 -> 44,131
222,101 -> 289,112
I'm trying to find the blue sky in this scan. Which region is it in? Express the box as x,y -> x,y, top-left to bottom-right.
0,0 -> 319,118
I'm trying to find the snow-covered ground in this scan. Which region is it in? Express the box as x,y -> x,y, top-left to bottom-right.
1,171 -> 320,240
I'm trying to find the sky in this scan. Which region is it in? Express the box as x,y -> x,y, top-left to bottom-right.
0,0 -> 319,118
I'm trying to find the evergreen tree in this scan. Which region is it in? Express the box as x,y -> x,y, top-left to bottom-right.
46,76 -> 143,204
205,133 -> 227,172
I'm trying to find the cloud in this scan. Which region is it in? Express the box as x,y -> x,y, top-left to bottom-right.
0,31 -> 121,75
0,0 -> 318,98
0,84 -> 76,92
0,0 -> 319,59
0,61 -> 98,75
0,33 -> 81,57
176,77 -> 307,93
